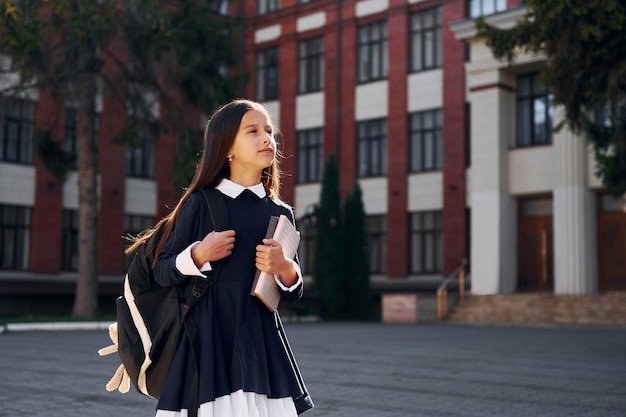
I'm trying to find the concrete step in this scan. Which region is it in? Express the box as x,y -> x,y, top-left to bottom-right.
447,292 -> 626,326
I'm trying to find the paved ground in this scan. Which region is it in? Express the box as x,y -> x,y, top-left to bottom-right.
0,322 -> 625,417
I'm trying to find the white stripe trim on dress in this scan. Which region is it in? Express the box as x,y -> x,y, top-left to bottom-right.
155,390 -> 297,417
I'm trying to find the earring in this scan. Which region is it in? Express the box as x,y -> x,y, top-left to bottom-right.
227,155 -> 233,162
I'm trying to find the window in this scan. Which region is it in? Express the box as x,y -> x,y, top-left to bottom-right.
0,96 -> 35,164
367,215 -> 387,274
256,47 -> 279,101
409,109 -> 443,172
516,72 -> 554,147
468,0 -> 506,18
409,211 -> 443,274
0,205 -> 30,270
61,209 -> 79,271
258,0 -> 279,15
126,123 -> 156,178
297,128 -> 324,183
410,7 -> 443,72
357,21 -> 388,83
123,214 -> 154,270
64,107 -> 101,170
357,118 -> 387,177
298,37 -> 324,94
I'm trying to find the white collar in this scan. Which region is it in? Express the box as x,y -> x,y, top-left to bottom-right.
216,178 -> 266,199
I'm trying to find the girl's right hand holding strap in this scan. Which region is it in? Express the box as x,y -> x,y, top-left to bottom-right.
191,230 -> 236,268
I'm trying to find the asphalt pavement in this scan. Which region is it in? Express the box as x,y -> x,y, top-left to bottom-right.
0,322 -> 625,417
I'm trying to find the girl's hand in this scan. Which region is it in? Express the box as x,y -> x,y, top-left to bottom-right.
255,239 -> 298,287
192,230 -> 236,267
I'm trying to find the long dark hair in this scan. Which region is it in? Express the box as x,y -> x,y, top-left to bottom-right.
126,99 -> 283,264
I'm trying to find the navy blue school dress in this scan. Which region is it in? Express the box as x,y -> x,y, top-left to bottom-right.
152,179 -> 313,417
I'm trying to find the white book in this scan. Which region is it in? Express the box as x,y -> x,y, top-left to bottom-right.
251,214 -> 301,311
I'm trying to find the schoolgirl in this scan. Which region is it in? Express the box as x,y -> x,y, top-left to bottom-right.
135,99 -> 313,417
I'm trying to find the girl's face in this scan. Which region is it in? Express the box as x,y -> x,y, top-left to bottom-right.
228,109 -> 276,180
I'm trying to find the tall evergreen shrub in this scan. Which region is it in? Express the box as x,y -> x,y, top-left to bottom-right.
313,154 -> 345,319
343,182 -> 371,320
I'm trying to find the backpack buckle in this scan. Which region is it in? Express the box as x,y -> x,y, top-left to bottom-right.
191,278 -> 209,298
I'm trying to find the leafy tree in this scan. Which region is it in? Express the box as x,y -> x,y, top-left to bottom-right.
0,0 -> 240,318
313,154 -> 345,320
121,0 -> 244,190
475,0 -> 626,196
342,182 -> 371,320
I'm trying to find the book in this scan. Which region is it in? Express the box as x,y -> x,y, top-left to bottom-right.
251,214 -> 301,311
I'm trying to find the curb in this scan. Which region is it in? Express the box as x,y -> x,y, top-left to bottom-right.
2,321 -> 113,333
0,317 -> 319,333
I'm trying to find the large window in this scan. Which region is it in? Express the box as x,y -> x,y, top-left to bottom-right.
64,107 -> 101,170
409,109 -> 443,172
258,0 -> 279,14
468,0 -> 506,18
61,209 -> 79,272
0,96 -> 35,164
0,205 -> 30,270
297,128 -> 324,183
357,118 -> 387,177
410,7 -> 443,72
409,211 -> 443,274
367,215 -> 387,274
516,72 -> 554,147
256,47 -> 279,101
126,123 -> 156,178
357,21 -> 388,83
298,37 -> 324,94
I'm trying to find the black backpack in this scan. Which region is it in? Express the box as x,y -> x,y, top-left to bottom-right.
99,188 -> 228,402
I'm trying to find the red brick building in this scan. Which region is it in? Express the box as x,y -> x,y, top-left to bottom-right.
2,0 -> 624,319
238,0 -> 625,310
238,0 -> 526,291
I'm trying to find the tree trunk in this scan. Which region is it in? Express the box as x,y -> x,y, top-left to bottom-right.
71,66 -> 99,319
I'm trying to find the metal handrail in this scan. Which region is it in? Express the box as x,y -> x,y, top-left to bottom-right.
437,259 -> 469,320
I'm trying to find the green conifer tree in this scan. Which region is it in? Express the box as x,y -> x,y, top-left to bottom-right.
343,182 -> 371,320
313,154 -> 345,320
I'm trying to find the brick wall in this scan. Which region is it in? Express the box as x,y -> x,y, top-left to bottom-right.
442,0 -> 468,275
30,88 -> 63,273
97,93 -> 127,275
323,8 -> 340,160
338,4 -> 357,199
278,27 -> 297,206
242,0 -> 470,279
387,2 -> 409,278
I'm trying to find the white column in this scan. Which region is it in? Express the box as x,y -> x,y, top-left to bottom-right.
469,71 -> 517,295
553,109 -> 598,294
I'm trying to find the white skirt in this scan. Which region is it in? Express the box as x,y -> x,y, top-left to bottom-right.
155,389 -> 298,417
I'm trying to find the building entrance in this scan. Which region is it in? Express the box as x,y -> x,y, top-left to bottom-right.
598,194 -> 626,291
518,198 -> 554,292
